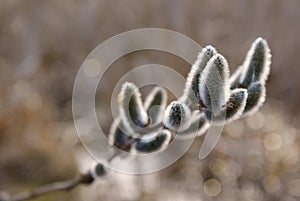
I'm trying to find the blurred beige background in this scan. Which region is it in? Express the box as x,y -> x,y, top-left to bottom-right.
0,0 -> 300,201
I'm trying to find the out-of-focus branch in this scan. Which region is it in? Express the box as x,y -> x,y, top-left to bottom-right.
3,172 -> 95,201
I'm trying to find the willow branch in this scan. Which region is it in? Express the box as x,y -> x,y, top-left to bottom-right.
7,172 -> 94,201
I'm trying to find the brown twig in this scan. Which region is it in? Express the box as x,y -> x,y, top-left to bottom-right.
7,172 -> 94,201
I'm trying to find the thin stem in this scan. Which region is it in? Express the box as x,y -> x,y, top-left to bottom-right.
107,138 -> 137,162
8,172 -> 94,201
107,150 -> 119,162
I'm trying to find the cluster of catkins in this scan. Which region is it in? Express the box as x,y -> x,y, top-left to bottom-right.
109,37 -> 271,154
